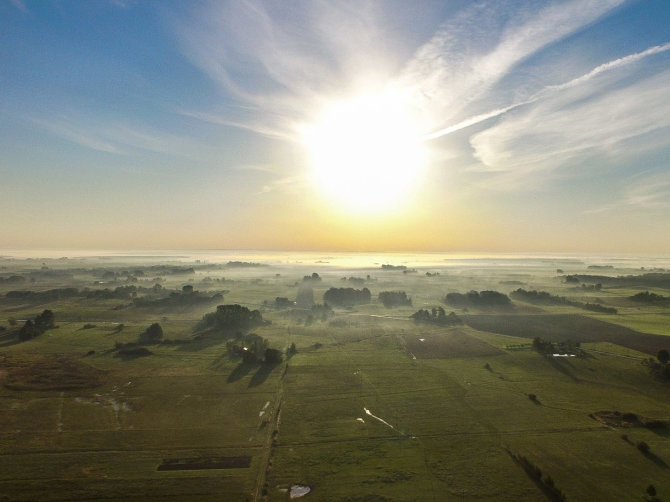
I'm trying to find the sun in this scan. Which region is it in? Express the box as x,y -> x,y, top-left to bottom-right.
302,92 -> 425,213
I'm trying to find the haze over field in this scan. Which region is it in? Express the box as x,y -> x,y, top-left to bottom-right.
2,0 -> 670,253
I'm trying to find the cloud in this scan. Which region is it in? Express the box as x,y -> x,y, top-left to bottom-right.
9,0 -> 28,13
172,0 -> 668,194
585,170 -> 670,214
174,1 -> 401,139
625,172 -> 670,209
402,0 -> 626,132
424,41 -> 670,141
30,115 -> 210,160
469,67 -> 670,177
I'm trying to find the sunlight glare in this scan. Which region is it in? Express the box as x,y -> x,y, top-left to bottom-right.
302,92 -> 425,213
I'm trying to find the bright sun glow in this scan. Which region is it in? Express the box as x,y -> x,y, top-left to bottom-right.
302,92 -> 425,213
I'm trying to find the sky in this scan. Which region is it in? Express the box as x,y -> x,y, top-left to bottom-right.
1,0 -> 669,254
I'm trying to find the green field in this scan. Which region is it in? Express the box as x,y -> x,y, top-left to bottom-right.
1,254 -> 669,501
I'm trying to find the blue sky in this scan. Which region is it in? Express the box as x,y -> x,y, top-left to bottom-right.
1,0 -> 669,253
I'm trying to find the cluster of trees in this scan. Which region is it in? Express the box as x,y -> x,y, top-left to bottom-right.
410,307 -> 461,326
381,264 -> 406,270
87,285 -> 156,299
511,288 -> 617,314
510,289 -> 571,305
274,297 -> 293,308
198,304 -> 264,332
508,451 -> 566,501
18,309 -> 55,341
643,349 -> 670,380
225,261 -> 264,268
532,336 -> 582,356
341,276 -> 365,285
132,285 -> 223,308
139,322 -> 164,343
323,287 -> 371,306
582,302 -> 617,314
630,291 -> 667,303
445,290 -> 511,309
225,332 -> 281,364
563,272 -> 670,289
303,273 -> 322,282
5,288 -> 79,302
378,291 -> 412,308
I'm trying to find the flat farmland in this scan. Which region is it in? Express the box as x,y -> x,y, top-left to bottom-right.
1,255 -> 670,500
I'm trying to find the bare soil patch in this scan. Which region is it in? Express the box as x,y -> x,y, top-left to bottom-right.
0,353 -> 106,391
404,329 -> 503,359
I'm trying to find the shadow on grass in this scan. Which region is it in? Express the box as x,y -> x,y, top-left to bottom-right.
643,451 -> 669,469
649,427 -> 670,438
504,448 -> 566,502
227,362 -> 258,383
546,357 -> 580,382
249,362 -> 281,388
0,333 -> 20,348
114,347 -> 153,360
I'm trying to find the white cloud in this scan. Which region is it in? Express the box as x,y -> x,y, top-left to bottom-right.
9,0 -> 28,13
470,67 -> 670,176
30,115 -> 210,160
585,170 -> 670,214
402,0 -> 626,132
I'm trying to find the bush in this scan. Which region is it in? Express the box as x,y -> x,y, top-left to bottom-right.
140,322 -> 163,343
378,291 -> 412,308
637,441 -> 650,454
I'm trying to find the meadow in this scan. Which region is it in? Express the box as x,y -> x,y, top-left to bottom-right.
0,252 -> 669,501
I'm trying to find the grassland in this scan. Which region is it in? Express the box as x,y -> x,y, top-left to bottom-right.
0,253 -> 669,501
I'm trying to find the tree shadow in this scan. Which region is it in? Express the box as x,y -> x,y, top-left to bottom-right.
227,362 -> 258,383
648,426 -> 670,438
643,451 -> 669,469
0,333 -> 20,348
546,357 -> 580,382
249,362 -> 281,388
114,350 -> 152,360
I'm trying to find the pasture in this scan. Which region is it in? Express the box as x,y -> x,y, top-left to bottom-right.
0,253 -> 669,500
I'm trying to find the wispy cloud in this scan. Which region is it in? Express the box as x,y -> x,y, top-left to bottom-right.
470,66 -> 670,177
173,0 -> 669,196
173,0 -> 433,139
586,170 -> 670,214
9,0 -> 28,14
401,0 -> 626,132
30,115 -> 210,160
424,41 -> 670,141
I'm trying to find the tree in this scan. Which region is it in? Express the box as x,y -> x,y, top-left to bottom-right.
647,484 -> 656,497
19,320 -> 36,341
142,322 -> 164,342
657,349 -> 669,364
34,309 -> 55,331
264,347 -> 283,364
